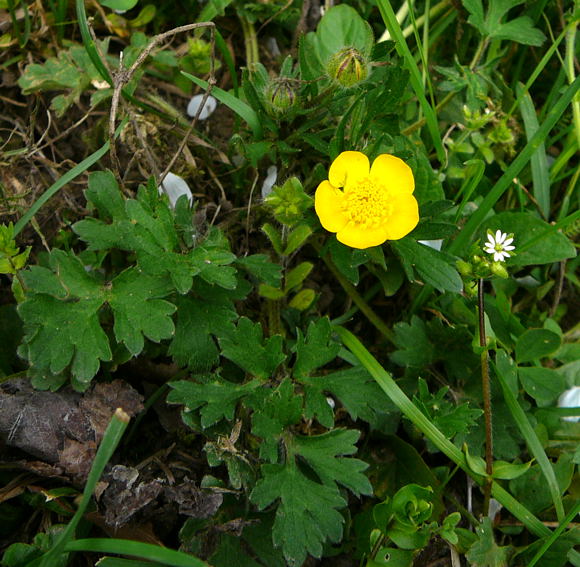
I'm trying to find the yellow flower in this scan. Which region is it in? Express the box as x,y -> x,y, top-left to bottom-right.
314,151 -> 419,249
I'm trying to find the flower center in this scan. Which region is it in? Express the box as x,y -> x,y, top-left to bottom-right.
342,178 -> 391,226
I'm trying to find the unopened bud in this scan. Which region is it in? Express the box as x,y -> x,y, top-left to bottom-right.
456,260 -> 473,277
265,78 -> 297,117
490,262 -> 509,278
326,47 -> 368,87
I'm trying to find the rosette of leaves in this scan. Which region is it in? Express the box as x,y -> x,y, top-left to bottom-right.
16,171 -> 278,389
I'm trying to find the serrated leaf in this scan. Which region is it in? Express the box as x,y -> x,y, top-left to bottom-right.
251,427 -> 370,565
251,463 -> 346,566
169,293 -> 237,371
292,318 -> 340,378
303,367 -> 398,430
107,267 -> 176,355
18,44 -> 105,116
219,317 -> 285,379
391,316 -> 435,367
293,429 -> 372,496
465,518 -> 511,566
18,251 -> 112,383
18,294 -> 111,383
75,172 -> 239,294
250,379 -> 303,462
168,377 -> 261,428
464,0 -> 545,46
18,249 -> 177,384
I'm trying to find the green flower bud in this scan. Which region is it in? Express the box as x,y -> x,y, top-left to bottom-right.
265,78 -> 297,117
456,260 -> 473,277
326,47 -> 368,87
264,177 -> 313,226
490,261 -> 509,278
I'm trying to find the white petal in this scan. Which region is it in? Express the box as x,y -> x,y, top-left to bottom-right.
418,239 -> 444,251
503,237 -> 514,246
261,165 -> 278,198
503,245 -> 515,251
187,94 -> 217,120
502,251 -> 511,258
494,252 -> 504,262
483,244 -> 494,253
495,229 -> 503,243
487,233 -> 496,246
497,231 -> 507,244
159,172 -> 193,208
558,386 -> 580,422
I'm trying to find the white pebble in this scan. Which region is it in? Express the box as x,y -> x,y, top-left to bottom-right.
558,386 -> 580,422
187,94 -> 217,120
158,172 -> 193,208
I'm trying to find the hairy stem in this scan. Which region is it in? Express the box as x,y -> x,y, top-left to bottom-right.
478,278 -> 493,515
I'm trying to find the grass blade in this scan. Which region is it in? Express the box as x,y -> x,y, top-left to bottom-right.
493,351 -> 565,522
215,28 -> 238,97
65,539 -> 210,567
37,409 -> 131,567
75,0 -> 113,85
334,325 -> 555,539
97,560 -> 156,567
181,71 -> 263,138
517,83 -> 550,218
527,500 -> 580,567
448,74 -> 580,256
375,0 -> 446,164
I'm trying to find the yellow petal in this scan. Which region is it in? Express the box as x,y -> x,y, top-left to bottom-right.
337,222 -> 389,249
329,151 -> 370,190
314,180 -> 349,232
384,193 -> 419,240
370,154 -> 415,194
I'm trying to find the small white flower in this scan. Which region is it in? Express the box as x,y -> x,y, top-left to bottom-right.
187,94 -> 217,120
158,172 -> 193,208
558,386 -> 580,423
483,230 -> 515,262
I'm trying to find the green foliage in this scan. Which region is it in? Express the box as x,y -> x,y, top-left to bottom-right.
413,379 -> 482,445
299,4 -> 374,82
251,429 -> 371,566
2,526 -> 68,567
484,212 -> 576,267
5,1 -> 580,565
0,223 -> 30,274
262,177 -> 313,226
391,238 -> 463,293
463,0 -> 546,46
466,518 -> 512,566
219,317 -> 285,379
99,0 -> 139,12
18,44 -> 104,116
363,484 -> 460,564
